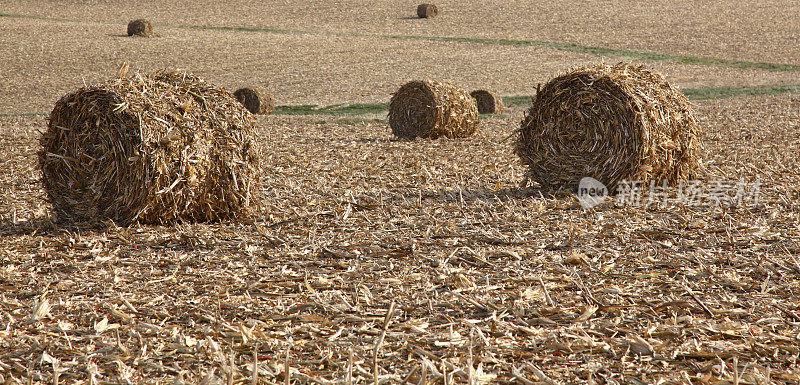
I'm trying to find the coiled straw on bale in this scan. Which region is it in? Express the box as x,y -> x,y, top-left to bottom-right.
388,80 -> 479,139
417,4 -> 439,18
470,89 -> 505,114
39,71 -> 261,226
515,62 -> 701,192
234,87 -> 275,115
127,19 -> 154,37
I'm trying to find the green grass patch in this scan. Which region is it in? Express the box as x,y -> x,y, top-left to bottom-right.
274,103 -> 388,116
682,85 -> 800,100
0,112 -> 48,118
0,12 -> 76,23
502,84 -> 800,107
370,34 -> 800,72
4,84 -> 798,119
502,96 -> 535,107
311,117 -> 386,125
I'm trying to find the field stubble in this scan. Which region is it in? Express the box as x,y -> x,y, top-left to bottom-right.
1,17 -> 799,114
3,0 -> 798,64
0,94 -> 799,383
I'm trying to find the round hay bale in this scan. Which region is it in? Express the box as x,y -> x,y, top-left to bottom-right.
127,19 -> 154,37
38,70 -> 261,226
388,80 -> 479,139
416,3 -> 439,18
234,87 -> 275,115
515,62 -> 701,192
470,89 -> 505,114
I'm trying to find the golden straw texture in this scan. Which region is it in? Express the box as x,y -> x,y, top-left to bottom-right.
515,62 -> 702,191
388,80 -> 479,139
38,70 -> 261,226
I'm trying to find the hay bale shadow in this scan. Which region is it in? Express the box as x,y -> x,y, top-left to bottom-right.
392,186 -> 544,205
0,217 -> 63,237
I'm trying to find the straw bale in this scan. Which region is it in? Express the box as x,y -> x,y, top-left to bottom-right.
515,62 -> 701,191
127,19 -> 154,37
388,80 -> 479,139
38,70 -> 261,226
234,87 -> 275,115
470,89 -> 505,114
416,4 -> 439,18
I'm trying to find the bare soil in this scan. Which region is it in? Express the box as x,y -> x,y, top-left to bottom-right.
1,18 -> 798,114
3,0 -> 798,64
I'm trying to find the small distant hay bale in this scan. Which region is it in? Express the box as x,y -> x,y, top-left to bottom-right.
234,87 -> 275,115
38,70 -> 261,226
515,62 -> 701,192
388,80 -> 479,139
127,19 -> 154,37
417,4 -> 439,18
470,89 -> 505,114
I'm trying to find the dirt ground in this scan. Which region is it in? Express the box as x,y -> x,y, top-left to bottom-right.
1,2 -> 799,112
1,1 -> 800,384
3,0 -> 798,64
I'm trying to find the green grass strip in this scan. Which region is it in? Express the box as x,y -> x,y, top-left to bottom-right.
3,12 -> 799,72
2,85 -> 799,119
3,85 -> 799,118
501,96 -> 535,107
681,85 -> 800,100
270,84 -> 800,115
381,34 -> 800,72
504,84 -> 800,107
274,103 -> 388,116
272,84 -> 800,114
0,113 -> 48,118
0,12 -> 76,23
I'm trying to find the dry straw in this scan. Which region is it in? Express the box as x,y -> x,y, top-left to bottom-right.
416,4 -> 439,18
234,87 -> 275,115
38,70 -> 261,226
127,19 -> 154,37
515,62 -> 701,192
470,89 -> 505,114
388,80 -> 479,139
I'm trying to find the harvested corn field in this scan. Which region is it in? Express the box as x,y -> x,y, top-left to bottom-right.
2,94 -> 800,384
1,0 -> 800,384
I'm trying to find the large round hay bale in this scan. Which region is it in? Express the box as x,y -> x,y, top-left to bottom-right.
388,80 -> 479,139
234,87 -> 275,115
38,71 -> 261,226
470,89 -> 505,114
127,19 -> 154,37
515,62 -> 701,192
417,4 -> 439,18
